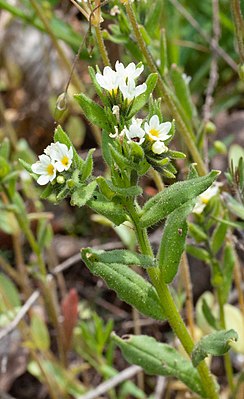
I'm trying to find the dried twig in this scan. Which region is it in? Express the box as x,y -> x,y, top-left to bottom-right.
154,376 -> 167,399
78,365 -> 142,399
203,0 -> 220,168
0,291 -> 39,341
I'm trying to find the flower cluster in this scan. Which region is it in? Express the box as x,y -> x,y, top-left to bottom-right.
31,142 -> 73,185
123,115 -> 172,154
95,61 -> 146,101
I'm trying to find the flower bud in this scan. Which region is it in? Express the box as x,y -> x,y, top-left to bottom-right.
204,121 -> 216,135
214,140 -> 227,155
57,175 -> 65,184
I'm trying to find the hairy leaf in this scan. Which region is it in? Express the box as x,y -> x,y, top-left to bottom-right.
192,329 -> 238,367
140,171 -> 220,228
113,334 -> 207,397
81,249 -> 165,321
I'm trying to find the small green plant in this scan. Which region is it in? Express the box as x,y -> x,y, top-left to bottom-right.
20,57 -> 238,399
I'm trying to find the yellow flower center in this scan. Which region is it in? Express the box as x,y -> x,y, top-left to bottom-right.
46,164 -> 54,176
149,128 -> 160,140
61,156 -> 69,167
109,88 -> 118,96
202,197 -> 209,205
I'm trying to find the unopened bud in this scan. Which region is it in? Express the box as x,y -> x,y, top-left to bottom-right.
205,121 -> 216,135
57,175 -> 65,184
214,140 -> 227,155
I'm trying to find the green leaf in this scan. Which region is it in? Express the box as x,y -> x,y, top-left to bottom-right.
0,156 -> 10,178
80,148 -> 95,181
202,299 -> 219,330
31,314 -> 50,351
101,130 -> 114,167
74,93 -> 111,131
188,222 -> 208,243
170,64 -> 195,121
106,180 -> 142,198
192,329 -> 238,367
140,171 -> 220,228
221,244 -> 235,304
54,125 -> 83,169
210,218 -> 228,255
82,248 -> 155,268
158,200 -> 194,283
87,192 -> 127,226
112,334 -> 207,398
81,249 -> 165,321
70,180 -> 97,207
0,138 -> 10,160
186,244 -> 211,263
128,73 -> 158,118
223,193 -> 244,220
0,209 -> 20,235
37,220 -> 53,250
0,273 -> 20,311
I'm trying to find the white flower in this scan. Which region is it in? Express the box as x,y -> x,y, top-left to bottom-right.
122,118 -> 145,145
31,154 -> 56,185
182,73 -> 192,85
95,66 -> 120,93
45,142 -> 73,172
110,5 -> 120,16
112,105 -> 120,122
144,115 -> 171,142
193,184 -> 219,214
115,61 -> 144,81
151,141 -> 168,155
119,78 -> 147,101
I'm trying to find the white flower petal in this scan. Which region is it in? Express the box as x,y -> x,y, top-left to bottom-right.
152,141 -> 168,154
37,175 -> 51,185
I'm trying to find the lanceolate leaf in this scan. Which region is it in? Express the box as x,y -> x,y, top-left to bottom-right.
113,334 -> 207,398
192,329 -> 238,367
87,192 -> 127,226
74,93 -> 111,131
158,200 -> 195,283
81,249 -> 165,321
70,181 -> 97,207
82,248 -> 155,268
140,170 -> 220,228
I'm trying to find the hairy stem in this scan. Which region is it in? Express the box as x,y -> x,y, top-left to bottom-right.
125,1 -> 207,176
126,200 -> 218,399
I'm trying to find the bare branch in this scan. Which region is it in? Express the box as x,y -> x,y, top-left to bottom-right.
78,365 -> 142,399
0,291 -> 40,341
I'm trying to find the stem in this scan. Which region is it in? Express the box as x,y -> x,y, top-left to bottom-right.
94,25 -> 111,67
233,248 -> 244,318
181,253 -> 195,340
125,1 -> 207,176
231,0 -> 244,63
217,289 -> 234,392
127,200 -> 218,399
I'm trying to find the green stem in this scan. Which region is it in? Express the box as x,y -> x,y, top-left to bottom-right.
217,289 -> 235,392
94,25 -> 111,67
127,199 -> 218,399
231,0 -> 244,63
125,1 -> 207,176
